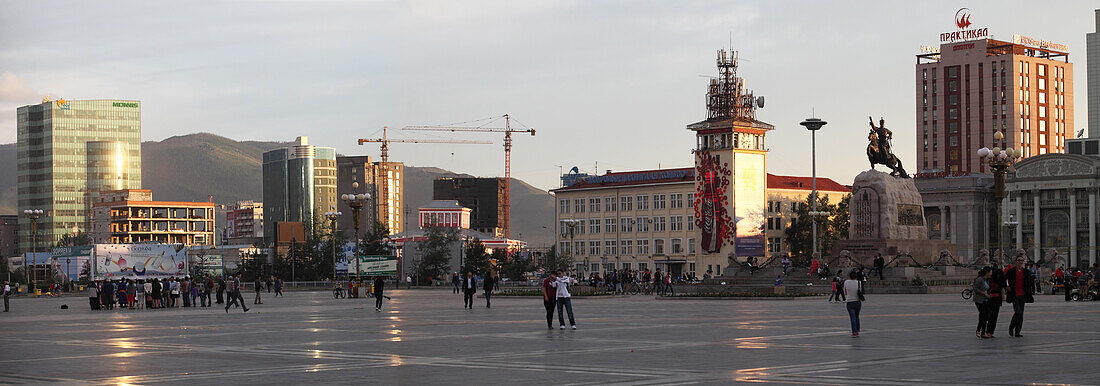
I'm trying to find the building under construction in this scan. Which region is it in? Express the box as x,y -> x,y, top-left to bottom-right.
337,156 -> 404,236
433,177 -> 506,237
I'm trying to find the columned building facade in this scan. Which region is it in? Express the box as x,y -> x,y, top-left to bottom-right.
1005,153 -> 1100,267
915,173 -> 995,262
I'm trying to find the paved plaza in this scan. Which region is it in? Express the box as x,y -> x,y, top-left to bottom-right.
1,290 -> 1099,384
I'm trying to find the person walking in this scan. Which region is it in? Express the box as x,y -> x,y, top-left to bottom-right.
462,272 -> 477,309
2,281 -> 11,312
88,280 -> 100,310
874,254 -> 886,280
781,257 -> 790,276
203,276 -> 213,307
452,273 -> 460,294
274,277 -> 283,297
405,275 -> 412,289
143,280 -> 153,309
225,274 -> 249,313
986,265 -> 1005,338
180,277 -> 191,307
373,276 -> 385,312
972,267 -> 993,338
842,271 -> 863,337
541,271 -> 557,329
551,270 -> 577,329
1005,255 -> 1034,337
253,276 -> 263,305
483,271 -> 496,308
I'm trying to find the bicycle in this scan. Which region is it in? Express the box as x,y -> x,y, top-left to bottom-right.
960,288 -> 972,300
629,282 -> 652,296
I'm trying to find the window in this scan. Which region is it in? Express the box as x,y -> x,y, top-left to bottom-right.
589,219 -> 601,234
559,241 -> 571,255
671,238 -> 682,254
574,198 -> 585,213
588,197 -> 601,212
589,241 -> 600,255
605,218 -> 616,233
767,217 -> 774,230
653,216 -> 666,231
622,262 -> 631,271
688,238 -> 695,254
605,196 -> 616,212
559,199 -> 569,213
653,194 -> 666,209
620,219 -> 633,232
654,239 -> 665,255
576,220 -> 585,234
670,193 -> 683,209
591,263 -> 600,273
638,262 -> 649,271
636,217 -> 650,232
575,241 -> 585,255
687,193 -> 694,209
670,215 -> 683,231
636,239 -> 649,254
575,263 -> 585,273
620,240 -> 633,254
620,196 -> 632,211
687,215 -> 694,231
604,240 -> 616,255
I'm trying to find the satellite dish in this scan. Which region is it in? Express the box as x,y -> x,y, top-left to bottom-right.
756,96 -> 765,108
1077,129 -> 1085,138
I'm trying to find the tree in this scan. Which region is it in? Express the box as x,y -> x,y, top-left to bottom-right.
415,226 -> 458,285
55,232 -> 92,247
78,260 -> 91,285
784,193 -> 846,267
463,238 -> 491,276
357,220 -> 393,256
538,246 -> 573,273
499,250 -> 534,281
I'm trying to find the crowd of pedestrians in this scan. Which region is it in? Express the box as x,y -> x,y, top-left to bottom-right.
82,274 -> 283,313
972,254 -> 1036,338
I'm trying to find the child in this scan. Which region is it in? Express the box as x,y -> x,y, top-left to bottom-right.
775,275 -> 783,287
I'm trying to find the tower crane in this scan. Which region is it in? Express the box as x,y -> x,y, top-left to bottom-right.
356,126 -> 492,163
403,114 -> 535,238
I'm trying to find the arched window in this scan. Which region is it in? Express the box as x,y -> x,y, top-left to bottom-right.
1043,212 -> 1068,247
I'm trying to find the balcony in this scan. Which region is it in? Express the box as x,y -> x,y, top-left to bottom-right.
1040,199 -> 1069,207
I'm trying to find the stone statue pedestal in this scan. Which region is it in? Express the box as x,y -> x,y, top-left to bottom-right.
832,169 -> 956,266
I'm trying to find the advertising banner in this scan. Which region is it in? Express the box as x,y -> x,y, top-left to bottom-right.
734,152 -> 766,256
52,246 -> 93,281
94,244 -> 188,279
357,255 -> 397,276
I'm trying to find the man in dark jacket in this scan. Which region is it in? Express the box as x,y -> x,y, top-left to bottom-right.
1004,255 -> 1035,337
483,272 -> 496,308
874,254 -> 886,280
462,272 -> 477,309
373,276 -> 385,312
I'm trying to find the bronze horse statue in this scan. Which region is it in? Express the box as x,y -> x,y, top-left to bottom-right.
867,117 -> 909,178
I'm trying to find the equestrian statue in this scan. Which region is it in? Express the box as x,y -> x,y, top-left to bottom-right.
866,116 -> 909,178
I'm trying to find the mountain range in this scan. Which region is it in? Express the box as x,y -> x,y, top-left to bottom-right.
0,133 -> 554,246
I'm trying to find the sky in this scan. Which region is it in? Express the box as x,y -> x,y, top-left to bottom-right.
1,1 -> 1096,191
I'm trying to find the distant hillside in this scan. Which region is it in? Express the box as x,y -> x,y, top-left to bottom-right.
0,133 -> 554,246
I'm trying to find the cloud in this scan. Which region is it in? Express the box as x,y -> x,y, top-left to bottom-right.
0,72 -> 39,103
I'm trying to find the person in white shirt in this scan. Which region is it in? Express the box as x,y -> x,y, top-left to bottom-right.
842,271 -> 863,337
550,270 -> 577,329
2,281 -> 11,312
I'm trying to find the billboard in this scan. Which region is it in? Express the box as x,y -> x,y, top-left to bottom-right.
94,244 -> 188,279
356,255 -> 397,276
734,152 -> 765,256
52,246 -> 93,281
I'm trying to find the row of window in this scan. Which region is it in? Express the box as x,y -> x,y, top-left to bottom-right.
559,215 -> 695,235
559,237 -> 696,256
559,193 -> 693,213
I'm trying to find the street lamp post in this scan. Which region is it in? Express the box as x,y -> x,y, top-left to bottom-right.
341,181 -> 370,283
562,219 -> 580,272
800,118 -> 828,259
977,131 -> 1020,266
324,211 -> 342,282
23,209 -> 43,293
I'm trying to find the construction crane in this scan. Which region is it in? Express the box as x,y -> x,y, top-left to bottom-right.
403,114 -> 535,238
356,126 -> 491,163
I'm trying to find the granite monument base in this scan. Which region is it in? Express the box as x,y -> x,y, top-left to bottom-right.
831,238 -> 957,267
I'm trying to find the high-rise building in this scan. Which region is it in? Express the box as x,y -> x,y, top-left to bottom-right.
433,177 -> 505,236
916,38 -> 1073,173
0,215 -> 18,259
336,156 -> 404,236
262,136 -> 337,243
16,98 -> 142,250
1087,9 -> 1099,138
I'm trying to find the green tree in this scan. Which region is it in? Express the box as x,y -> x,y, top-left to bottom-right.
415,226 -> 458,284
537,246 -> 573,273
499,250 -> 534,281
55,232 -> 92,247
463,238 -> 491,276
78,260 -> 91,285
784,193 -> 842,267
357,220 -> 393,256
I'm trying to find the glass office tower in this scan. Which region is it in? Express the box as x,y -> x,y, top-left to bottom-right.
262,136 -> 337,244
16,99 -> 142,250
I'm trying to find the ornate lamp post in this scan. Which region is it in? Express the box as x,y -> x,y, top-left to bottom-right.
977,131 -> 1020,265
324,210 -> 342,282
23,209 -> 43,292
800,117 -> 828,259
561,219 -> 580,267
341,182 -> 370,283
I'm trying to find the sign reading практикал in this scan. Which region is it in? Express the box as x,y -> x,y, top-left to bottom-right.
356,255 -> 397,275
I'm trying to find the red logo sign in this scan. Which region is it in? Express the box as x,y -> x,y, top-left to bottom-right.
955,8 -> 971,29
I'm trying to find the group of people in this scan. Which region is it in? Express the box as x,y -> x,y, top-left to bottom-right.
971,255 -> 1035,338
1053,263 -> 1099,299
84,274 -> 284,313
454,271 -> 498,309
828,268 -> 870,303
541,270 -> 578,329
